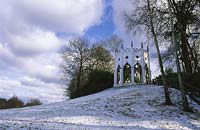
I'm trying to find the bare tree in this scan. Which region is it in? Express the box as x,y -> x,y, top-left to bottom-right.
103,35 -> 123,56
125,0 -> 172,105
146,0 -> 172,105
167,0 -> 190,111
60,37 -> 114,98
169,0 -> 200,73
89,44 -> 113,72
60,37 -> 91,89
159,0 -> 200,73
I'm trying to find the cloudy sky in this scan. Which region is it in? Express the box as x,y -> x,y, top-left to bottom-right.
0,0 -> 160,103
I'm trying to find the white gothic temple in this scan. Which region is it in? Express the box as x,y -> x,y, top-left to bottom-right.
113,42 -> 151,87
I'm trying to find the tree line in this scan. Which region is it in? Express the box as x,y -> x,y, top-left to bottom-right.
0,96 -> 42,109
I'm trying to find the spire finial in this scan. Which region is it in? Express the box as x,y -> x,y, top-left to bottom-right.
121,43 -> 124,49
131,41 -> 133,48
147,45 -> 149,52
141,42 -> 143,48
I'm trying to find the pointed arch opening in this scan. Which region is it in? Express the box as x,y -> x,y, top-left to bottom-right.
134,62 -> 142,83
123,63 -> 131,83
117,65 -> 120,84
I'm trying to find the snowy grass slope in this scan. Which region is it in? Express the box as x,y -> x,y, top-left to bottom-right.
0,85 -> 200,130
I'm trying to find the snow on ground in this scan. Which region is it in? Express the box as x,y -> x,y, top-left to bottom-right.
0,85 -> 199,130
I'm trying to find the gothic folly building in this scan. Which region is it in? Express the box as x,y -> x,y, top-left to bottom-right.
114,42 -> 151,87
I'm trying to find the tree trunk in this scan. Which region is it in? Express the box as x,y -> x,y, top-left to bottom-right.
77,54 -> 83,89
180,30 -> 193,73
167,0 -> 190,112
147,0 -> 172,105
187,41 -> 199,72
77,66 -> 82,89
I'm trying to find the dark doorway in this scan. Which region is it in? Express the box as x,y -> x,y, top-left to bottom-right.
123,63 -> 131,83
117,65 -> 120,84
145,64 -> 150,84
134,62 -> 142,83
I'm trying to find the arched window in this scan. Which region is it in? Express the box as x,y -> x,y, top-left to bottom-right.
123,63 -> 131,83
117,65 -> 120,84
134,62 -> 142,83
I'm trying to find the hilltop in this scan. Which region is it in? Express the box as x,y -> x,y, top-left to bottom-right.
0,85 -> 199,130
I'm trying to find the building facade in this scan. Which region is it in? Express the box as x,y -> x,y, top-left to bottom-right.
113,43 -> 151,87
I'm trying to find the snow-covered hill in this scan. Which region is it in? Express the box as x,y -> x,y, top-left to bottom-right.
0,85 -> 199,130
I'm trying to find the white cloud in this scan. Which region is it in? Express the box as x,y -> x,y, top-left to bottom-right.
112,0 -> 147,48
7,28 -> 65,56
0,0 -> 105,56
0,76 -> 65,103
0,43 -> 64,84
0,0 -> 105,103
0,0 -> 104,33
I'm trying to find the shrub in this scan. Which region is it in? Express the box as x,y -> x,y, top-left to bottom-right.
83,70 -> 113,95
26,99 -> 42,107
67,77 -> 82,99
153,72 -> 200,97
0,98 -> 8,109
68,70 -> 113,99
7,96 -> 24,108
